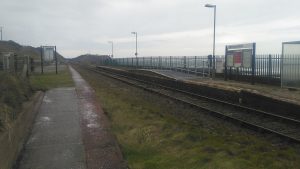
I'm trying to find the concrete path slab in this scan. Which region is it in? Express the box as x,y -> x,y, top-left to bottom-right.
17,88 -> 86,169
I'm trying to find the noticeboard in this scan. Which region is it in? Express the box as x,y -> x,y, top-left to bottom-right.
43,47 -> 55,62
225,43 -> 255,68
225,43 -> 256,84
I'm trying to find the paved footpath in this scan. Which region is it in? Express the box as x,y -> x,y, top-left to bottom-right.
17,66 -> 125,169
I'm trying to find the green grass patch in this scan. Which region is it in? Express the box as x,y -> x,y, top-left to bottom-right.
75,66 -> 300,169
30,66 -> 74,91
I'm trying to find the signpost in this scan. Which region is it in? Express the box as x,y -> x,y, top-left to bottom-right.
40,46 -> 57,74
225,43 -> 256,84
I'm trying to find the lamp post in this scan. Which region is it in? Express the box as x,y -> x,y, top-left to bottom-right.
108,41 -> 114,58
205,4 -> 216,79
131,32 -> 138,67
0,27 -> 2,41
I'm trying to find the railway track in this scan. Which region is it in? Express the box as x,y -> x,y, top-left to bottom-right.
80,65 -> 300,143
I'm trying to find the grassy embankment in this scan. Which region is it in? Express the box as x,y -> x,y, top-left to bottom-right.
0,73 -> 32,130
75,66 -> 300,169
0,66 -> 73,131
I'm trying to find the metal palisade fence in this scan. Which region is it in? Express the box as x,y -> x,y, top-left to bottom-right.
112,54 -> 291,85
0,52 -> 34,77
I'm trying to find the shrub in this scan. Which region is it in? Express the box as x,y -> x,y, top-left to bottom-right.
0,72 -> 32,130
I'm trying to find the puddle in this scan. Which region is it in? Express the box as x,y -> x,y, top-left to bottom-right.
43,96 -> 52,103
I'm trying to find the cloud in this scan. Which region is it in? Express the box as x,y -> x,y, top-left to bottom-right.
0,0 -> 300,57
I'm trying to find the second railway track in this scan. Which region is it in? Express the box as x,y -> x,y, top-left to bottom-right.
80,65 -> 300,143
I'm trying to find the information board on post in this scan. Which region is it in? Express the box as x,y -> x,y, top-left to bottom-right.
41,45 -> 57,74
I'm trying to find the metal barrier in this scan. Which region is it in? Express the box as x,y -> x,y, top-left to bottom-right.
113,56 -> 213,77
112,54 -> 288,85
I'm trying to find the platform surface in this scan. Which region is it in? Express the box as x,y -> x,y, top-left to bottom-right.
140,69 -> 300,105
100,66 -> 300,105
17,87 -> 87,169
17,66 -> 125,169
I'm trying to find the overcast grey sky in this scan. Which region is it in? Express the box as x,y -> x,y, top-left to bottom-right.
1,0 -> 300,58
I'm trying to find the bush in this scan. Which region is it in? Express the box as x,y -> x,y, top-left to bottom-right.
0,72 -> 32,130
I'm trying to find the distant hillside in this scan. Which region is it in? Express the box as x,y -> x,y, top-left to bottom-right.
0,40 -> 65,62
71,54 -> 111,65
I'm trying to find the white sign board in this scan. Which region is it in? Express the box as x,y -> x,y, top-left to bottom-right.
242,50 -> 252,68
43,47 -> 54,62
227,54 -> 234,67
216,58 -> 224,73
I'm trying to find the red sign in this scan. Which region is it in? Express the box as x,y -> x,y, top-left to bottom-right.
233,52 -> 242,67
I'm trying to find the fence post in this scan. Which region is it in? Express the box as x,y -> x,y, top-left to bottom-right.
170,56 -> 172,70
268,54 -> 272,79
187,57 -> 190,74
158,56 -> 160,69
1,54 -> 4,71
14,54 -> 17,73
251,43 -> 256,85
184,56 -> 186,70
40,46 -> 44,74
55,46 -> 57,74
202,61 -> 205,77
225,46 -> 228,81
195,56 -> 197,74
26,55 -> 29,77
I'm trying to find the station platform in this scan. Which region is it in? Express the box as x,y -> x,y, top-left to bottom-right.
17,66 -> 125,169
98,64 -> 299,106
144,69 -> 300,105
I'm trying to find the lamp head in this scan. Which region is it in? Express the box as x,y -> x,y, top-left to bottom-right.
131,32 -> 137,35
205,4 -> 216,8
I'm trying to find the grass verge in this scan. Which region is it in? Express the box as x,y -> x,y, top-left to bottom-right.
30,66 -> 74,91
75,66 -> 300,169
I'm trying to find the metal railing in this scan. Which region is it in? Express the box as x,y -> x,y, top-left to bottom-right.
111,54 -> 298,85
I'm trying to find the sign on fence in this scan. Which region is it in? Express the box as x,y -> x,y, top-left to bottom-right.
225,43 -> 256,84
